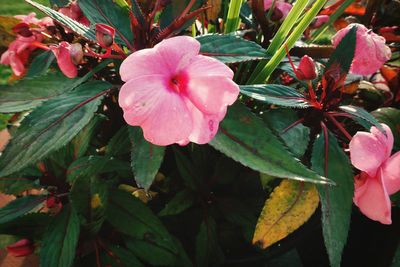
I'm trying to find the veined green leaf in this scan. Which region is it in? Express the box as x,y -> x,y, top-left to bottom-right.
40,205 -> 80,267
0,80 -> 111,177
311,130 -> 354,267
210,102 -> 331,185
0,195 -> 45,224
197,34 -> 268,63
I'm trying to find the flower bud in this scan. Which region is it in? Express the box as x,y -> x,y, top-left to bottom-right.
6,239 -> 34,257
296,55 -> 317,80
310,15 -> 329,29
70,43 -> 83,65
96,23 -> 115,48
12,23 -> 32,37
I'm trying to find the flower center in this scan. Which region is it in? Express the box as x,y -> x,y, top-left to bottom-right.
168,72 -> 188,94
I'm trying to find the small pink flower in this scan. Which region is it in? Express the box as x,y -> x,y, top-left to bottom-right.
264,0 -> 292,20
332,23 -> 392,75
59,1 -> 90,27
0,13 -> 53,76
50,42 -> 82,78
6,239 -> 34,257
0,35 -> 38,76
349,124 -> 400,224
119,36 -> 240,146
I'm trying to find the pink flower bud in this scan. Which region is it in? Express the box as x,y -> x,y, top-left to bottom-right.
296,55 -> 317,80
310,15 -> 329,29
6,239 -> 34,257
95,23 -> 115,48
70,43 -> 83,65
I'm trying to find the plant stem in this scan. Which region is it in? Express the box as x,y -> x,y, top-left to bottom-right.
224,0 -> 244,33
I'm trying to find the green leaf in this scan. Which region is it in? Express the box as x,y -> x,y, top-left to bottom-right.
262,109 -> 310,157
105,125 -> 131,157
108,245 -> 145,267
40,205 -> 80,267
0,80 -> 111,177
325,26 -> 357,73
79,0 -> 133,46
173,148 -> 200,190
0,72 -> 79,113
0,213 -> 50,238
240,84 -> 312,108
106,189 -> 179,254
159,0 -> 204,29
26,0 -> 96,42
0,60 -> 109,113
197,34 -> 268,63
311,131 -> 354,267
158,189 -> 195,216
195,218 -> 224,267
66,156 -> 131,183
339,105 -> 385,133
0,176 -> 39,195
372,107 -> 400,150
0,195 -> 45,224
129,127 -> 165,190
69,175 -> 108,234
25,50 -> 55,78
125,239 -> 179,266
71,114 -> 104,159
209,102 -> 331,184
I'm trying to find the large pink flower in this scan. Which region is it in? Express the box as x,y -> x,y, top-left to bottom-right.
119,36 -> 240,146
332,23 -> 392,75
349,124 -> 400,224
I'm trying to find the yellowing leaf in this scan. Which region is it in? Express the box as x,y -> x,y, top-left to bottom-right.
252,179 -> 319,249
0,16 -> 19,47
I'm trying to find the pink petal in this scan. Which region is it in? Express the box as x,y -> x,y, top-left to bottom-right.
185,76 -> 239,114
140,92 -> 192,146
155,36 -> 200,73
0,50 -> 10,65
370,124 -> 394,159
184,55 -> 234,79
119,48 -> 169,82
349,124 -> 392,177
119,75 -> 167,126
353,170 -> 392,224
382,151 -> 400,195
8,51 -> 25,76
184,99 -> 227,144
51,42 -> 77,78
119,75 -> 192,146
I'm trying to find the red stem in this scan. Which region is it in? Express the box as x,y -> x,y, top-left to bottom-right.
325,113 -> 352,141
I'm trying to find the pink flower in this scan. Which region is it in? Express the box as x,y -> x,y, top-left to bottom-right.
119,36 -> 240,146
59,1 -> 90,27
0,13 -> 53,76
349,124 -> 400,224
264,0 -> 292,20
6,239 -> 34,257
0,35 -> 39,76
50,42 -> 82,78
332,23 -> 392,75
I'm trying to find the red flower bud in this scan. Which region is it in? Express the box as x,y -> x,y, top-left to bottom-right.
70,43 -> 83,65
296,55 -> 317,80
12,23 -> 33,37
6,239 -> 34,257
95,23 -> 115,48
